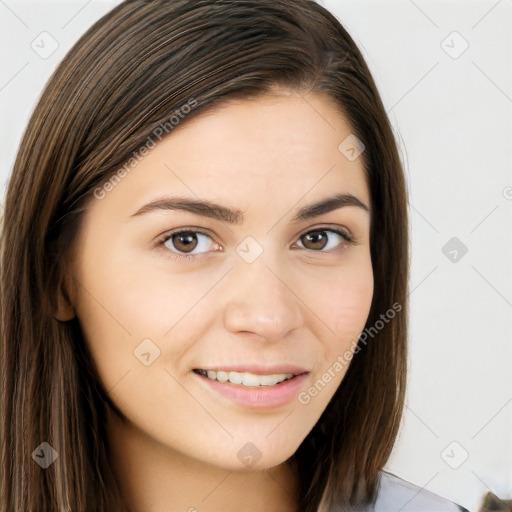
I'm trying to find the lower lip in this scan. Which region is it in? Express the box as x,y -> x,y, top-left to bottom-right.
195,372 -> 309,409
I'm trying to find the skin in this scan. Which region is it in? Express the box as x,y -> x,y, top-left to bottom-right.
56,89 -> 374,512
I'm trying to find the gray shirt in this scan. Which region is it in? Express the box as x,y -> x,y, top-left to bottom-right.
374,471 -> 468,511
331,471 -> 468,511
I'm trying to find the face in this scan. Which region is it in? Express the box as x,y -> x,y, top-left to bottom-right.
64,90 -> 373,472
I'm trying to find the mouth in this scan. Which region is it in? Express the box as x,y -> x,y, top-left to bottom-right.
192,366 -> 310,409
193,369 -> 298,387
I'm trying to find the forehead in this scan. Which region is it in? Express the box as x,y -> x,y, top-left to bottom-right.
88,91 -> 369,223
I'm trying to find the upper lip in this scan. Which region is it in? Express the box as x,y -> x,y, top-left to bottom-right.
194,364 -> 309,376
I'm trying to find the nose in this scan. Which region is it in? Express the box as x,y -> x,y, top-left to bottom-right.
222,256 -> 304,342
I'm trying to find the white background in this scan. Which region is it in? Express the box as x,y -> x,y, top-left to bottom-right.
1,1 -> 511,510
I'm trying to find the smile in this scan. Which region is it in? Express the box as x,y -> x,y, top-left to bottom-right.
194,369 -> 294,387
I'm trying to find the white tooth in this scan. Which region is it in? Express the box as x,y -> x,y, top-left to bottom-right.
216,370 -> 229,382
259,374 -> 279,386
263,373 -> 293,385
228,371 -> 243,384
203,370 -> 295,386
242,372 -> 261,386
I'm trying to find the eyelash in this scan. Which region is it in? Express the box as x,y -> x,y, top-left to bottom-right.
156,227 -> 354,262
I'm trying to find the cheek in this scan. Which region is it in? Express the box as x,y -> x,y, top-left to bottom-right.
301,258 -> 373,404
71,250 -> 162,389
72,249 -> 215,387
76,246 -> 197,336
314,256 -> 374,348
113,269 -> 224,343
327,278 -> 373,338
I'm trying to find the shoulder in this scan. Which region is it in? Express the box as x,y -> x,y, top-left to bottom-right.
373,470 -> 468,512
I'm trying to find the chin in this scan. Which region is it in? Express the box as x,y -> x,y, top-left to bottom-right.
209,446 -> 295,473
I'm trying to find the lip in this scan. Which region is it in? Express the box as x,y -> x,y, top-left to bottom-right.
193,370 -> 310,409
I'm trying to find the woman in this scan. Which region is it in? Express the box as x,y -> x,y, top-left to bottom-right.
0,1 -> 468,511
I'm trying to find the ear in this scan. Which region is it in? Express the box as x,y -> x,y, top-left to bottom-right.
53,267 -> 76,322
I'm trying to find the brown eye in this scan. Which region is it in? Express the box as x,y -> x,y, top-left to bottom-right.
298,228 -> 352,252
170,232 -> 198,253
301,230 -> 329,250
162,230 -> 216,258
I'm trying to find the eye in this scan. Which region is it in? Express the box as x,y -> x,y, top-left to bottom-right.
157,229 -> 220,261
156,226 -> 354,263
295,227 -> 353,252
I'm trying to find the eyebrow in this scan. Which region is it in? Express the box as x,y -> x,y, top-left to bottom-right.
129,193 -> 370,224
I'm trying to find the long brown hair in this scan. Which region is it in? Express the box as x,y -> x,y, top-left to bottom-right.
0,1 -> 409,510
